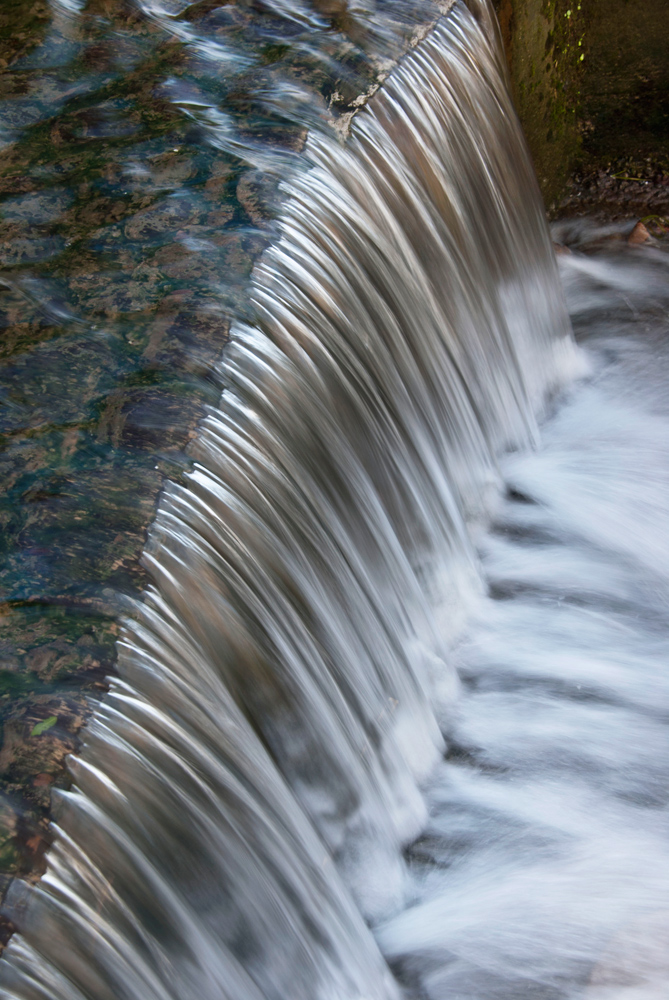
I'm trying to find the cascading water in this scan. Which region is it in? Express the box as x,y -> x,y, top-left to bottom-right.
377,226 -> 669,1000
0,1 -> 601,997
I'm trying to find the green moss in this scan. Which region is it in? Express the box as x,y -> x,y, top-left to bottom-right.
261,43 -> 290,65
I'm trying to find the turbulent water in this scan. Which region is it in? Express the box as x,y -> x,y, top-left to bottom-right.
378,227 -> 669,998
2,0 -> 668,999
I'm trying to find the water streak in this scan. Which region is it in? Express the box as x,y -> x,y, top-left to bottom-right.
0,3 -> 574,998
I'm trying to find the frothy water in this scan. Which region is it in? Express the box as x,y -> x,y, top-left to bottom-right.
3,2 -> 667,1000
379,231 -> 669,998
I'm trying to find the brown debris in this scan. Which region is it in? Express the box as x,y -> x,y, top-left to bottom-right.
628,221 -> 651,245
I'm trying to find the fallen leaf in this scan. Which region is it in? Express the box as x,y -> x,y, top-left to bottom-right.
30,716 -> 57,737
628,221 -> 651,245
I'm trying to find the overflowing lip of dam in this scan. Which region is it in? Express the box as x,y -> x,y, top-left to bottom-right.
2,1 -> 669,999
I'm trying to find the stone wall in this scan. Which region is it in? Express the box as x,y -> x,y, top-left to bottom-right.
495,0 -> 669,211
578,0 -> 669,167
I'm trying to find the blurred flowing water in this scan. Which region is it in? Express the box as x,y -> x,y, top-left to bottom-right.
0,0 -> 450,876
1,0 -> 669,998
0,0 -> 452,867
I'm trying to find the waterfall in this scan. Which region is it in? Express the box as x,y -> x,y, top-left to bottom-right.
0,3 -> 575,998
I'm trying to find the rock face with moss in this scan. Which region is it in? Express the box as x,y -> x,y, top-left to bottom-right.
495,0 -> 669,211
493,0 -> 585,207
